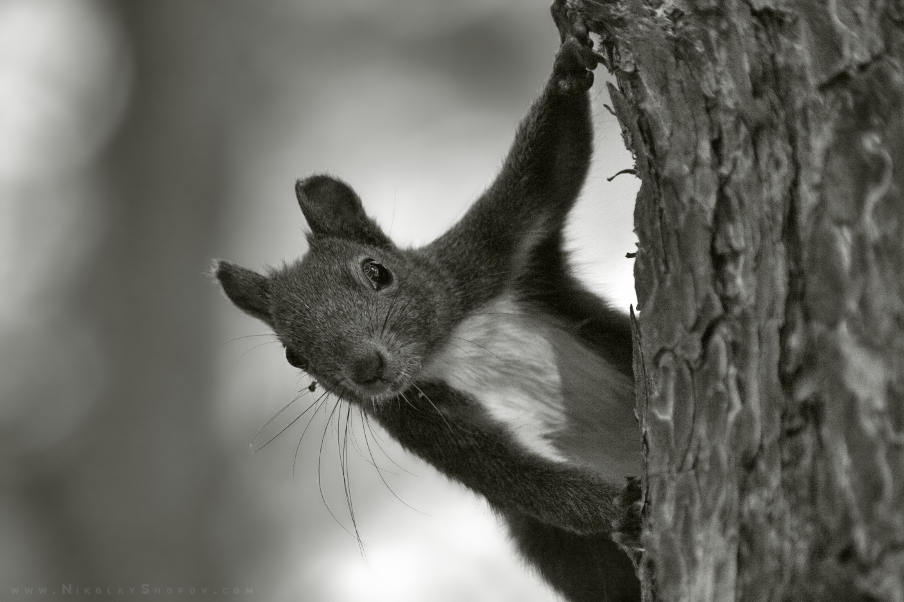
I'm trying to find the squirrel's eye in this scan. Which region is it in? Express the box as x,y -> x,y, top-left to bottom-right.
285,348 -> 308,370
361,258 -> 393,290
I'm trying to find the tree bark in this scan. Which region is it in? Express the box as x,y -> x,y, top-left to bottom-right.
574,0 -> 904,600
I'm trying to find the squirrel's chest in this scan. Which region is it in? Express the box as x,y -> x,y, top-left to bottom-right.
419,296 -> 640,480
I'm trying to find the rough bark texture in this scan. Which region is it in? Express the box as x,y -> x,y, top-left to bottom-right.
574,0 -> 904,600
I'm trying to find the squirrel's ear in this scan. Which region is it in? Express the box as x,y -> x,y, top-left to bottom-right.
295,175 -> 392,247
213,260 -> 272,326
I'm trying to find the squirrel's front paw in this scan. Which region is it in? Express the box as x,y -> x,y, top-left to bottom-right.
550,1 -> 599,93
611,476 -> 644,566
554,39 -> 597,94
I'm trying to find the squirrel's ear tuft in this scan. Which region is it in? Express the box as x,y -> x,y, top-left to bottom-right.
295,175 -> 393,248
212,260 -> 272,326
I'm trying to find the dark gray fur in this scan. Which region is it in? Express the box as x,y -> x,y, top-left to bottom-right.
214,4 -> 641,600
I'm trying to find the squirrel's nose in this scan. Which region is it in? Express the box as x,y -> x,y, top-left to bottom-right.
348,350 -> 385,384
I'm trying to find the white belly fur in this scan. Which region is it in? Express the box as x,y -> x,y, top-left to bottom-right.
420,296 -> 641,481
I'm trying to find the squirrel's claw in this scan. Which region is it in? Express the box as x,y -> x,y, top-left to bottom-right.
611,476 -> 644,566
550,0 -> 592,46
550,0 -> 599,93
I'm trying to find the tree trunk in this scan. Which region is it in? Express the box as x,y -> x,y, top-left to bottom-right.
575,1 -> 904,599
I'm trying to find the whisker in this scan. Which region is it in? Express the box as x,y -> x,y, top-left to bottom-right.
412,384 -> 455,436
250,389 -> 311,449
340,403 -> 365,555
451,336 -> 506,363
380,280 -> 405,339
362,412 -> 420,478
359,406 -> 430,516
354,406 -> 401,477
251,390 -> 327,453
288,382 -> 341,470
379,257 -> 437,337
312,387 -> 366,548
399,391 -> 421,412
220,332 -> 277,346
230,340 -> 280,369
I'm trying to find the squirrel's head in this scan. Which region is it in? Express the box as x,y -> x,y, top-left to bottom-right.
214,175 -> 455,405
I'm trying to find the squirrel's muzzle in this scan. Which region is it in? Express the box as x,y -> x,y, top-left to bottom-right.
347,349 -> 386,385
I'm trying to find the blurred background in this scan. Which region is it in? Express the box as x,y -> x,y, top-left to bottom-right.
0,0 -> 638,600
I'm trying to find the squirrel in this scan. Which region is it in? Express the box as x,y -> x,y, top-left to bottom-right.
214,2 -> 642,601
